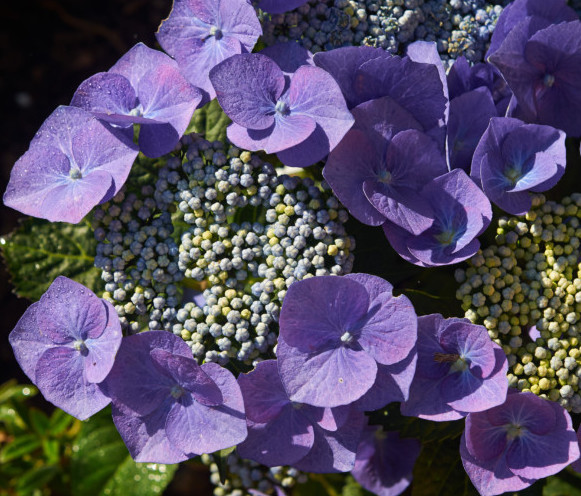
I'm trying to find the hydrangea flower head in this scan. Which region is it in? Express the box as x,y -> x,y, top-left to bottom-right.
401,314 -> 508,421
71,43 -> 202,158
471,117 -> 566,215
3,106 -> 138,224
9,276 -> 122,420
461,391 -> 580,495
489,19 -> 581,137
105,330 -> 247,463
277,274 -> 417,408
351,426 -> 421,496
383,169 -> 492,267
210,52 -> 354,167
237,360 -> 366,472
156,0 -> 261,101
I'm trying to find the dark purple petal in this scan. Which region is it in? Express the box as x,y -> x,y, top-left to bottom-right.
354,349 -> 417,411
279,276 -> 369,351
165,362 -> 247,455
105,331 -> 192,417
237,410 -> 314,466
292,409 -> 366,473
352,427 -> 421,496
277,337 -> 377,408
37,276 -> 107,344
237,360 -> 291,423
313,46 -> 392,109
210,53 -> 284,130
447,88 -> 497,172
257,0 -> 308,14
322,129 -> 387,226
485,391 -> 556,434
9,302 -> 57,383
150,349 -> 222,406
35,346 -> 110,420
83,300 -> 122,384
112,400 -> 188,463
301,404 -> 351,432
260,42 -> 314,75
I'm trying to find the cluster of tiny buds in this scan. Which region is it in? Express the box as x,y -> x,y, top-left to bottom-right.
202,453 -> 306,496
260,0 -> 508,66
456,194 -> 581,412
93,134 -> 355,367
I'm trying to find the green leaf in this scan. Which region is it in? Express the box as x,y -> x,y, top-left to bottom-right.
187,99 -> 231,142
341,476 -> 374,496
15,464 -> 59,495
71,409 -> 177,496
42,439 -> 61,465
0,434 -> 42,463
1,218 -> 103,301
544,470 -> 581,496
47,408 -> 75,436
411,437 -> 478,496
29,409 -> 50,436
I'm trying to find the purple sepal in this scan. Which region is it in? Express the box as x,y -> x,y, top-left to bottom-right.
8,276 -> 122,420
107,331 -> 247,462
401,314 -> 508,421
156,0 -> 261,101
461,391 -> 580,494
257,0 -> 308,14
260,42 -> 314,76
352,426 -> 421,496
291,409 -> 367,473
3,106 -> 138,224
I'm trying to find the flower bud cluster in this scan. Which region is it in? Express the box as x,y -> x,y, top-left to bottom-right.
202,453 -> 306,496
93,134 -> 355,366
456,194 -> 581,412
260,0 -> 508,66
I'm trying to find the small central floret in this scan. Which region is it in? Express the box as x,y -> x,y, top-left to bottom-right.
436,230 -> 456,246
341,331 -> 355,344
504,166 -> 521,186
69,168 -> 83,180
543,74 -> 555,88
505,423 -> 526,440
129,106 -> 144,118
73,339 -> 88,353
433,352 -> 460,363
170,385 -> 185,399
291,401 -> 303,410
377,169 -> 392,184
275,100 -> 290,116
209,26 -> 223,40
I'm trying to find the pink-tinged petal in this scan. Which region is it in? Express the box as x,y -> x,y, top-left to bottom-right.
37,276 -> 107,343
277,338 -> 377,408
460,431 -> 533,496
83,300 -> 122,383
237,411 -> 314,466
323,129 -> 386,226
105,331 -> 192,417
292,409 -> 367,473
8,302 -> 54,382
165,362 -> 247,455
278,276 -> 369,351
257,0 -> 308,14
210,53 -> 284,130
35,346 -> 110,420
150,349 -> 222,406
71,72 -> 137,117
358,291 -> 417,366
109,43 -> 174,87
237,360 -> 290,423
287,65 -> 354,152
112,400 -> 189,464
